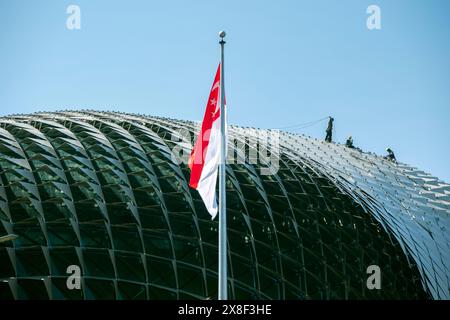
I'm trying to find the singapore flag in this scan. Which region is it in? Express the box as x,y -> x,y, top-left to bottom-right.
189,64 -> 224,219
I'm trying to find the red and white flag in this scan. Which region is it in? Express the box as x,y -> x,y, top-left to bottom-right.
189,64 -> 224,219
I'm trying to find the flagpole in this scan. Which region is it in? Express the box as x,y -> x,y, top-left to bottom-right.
218,30 -> 227,300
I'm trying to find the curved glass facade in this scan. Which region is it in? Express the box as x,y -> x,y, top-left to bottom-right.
0,111 -> 448,300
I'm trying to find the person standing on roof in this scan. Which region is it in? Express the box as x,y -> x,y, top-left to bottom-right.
325,117 -> 334,143
384,148 -> 397,163
345,135 -> 354,148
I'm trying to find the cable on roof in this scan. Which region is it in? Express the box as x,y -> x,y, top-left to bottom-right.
274,116 -> 329,131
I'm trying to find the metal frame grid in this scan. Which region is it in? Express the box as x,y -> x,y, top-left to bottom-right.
0,110 -> 448,299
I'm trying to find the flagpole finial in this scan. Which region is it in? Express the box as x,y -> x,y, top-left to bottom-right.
219,31 -> 226,44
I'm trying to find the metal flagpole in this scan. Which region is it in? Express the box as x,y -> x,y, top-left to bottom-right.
218,30 -> 227,300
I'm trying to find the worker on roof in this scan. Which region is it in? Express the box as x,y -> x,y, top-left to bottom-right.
384,148 -> 397,163
345,135 -> 354,148
325,116 -> 334,143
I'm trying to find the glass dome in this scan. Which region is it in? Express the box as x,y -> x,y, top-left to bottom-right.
0,111 -> 448,300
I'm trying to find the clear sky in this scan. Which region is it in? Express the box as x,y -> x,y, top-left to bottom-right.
0,0 -> 449,182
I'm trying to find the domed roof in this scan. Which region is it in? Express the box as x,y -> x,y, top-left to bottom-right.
0,110 -> 448,299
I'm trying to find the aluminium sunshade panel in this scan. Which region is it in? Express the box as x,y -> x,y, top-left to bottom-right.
0,110 -> 448,299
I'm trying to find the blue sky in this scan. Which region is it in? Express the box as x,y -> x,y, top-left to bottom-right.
0,0 -> 449,182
